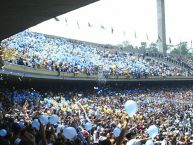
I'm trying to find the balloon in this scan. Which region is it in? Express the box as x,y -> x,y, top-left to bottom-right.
32,119 -> 40,130
39,115 -> 49,125
124,100 -> 138,117
126,139 -> 140,145
95,110 -> 100,116
0,129 -> 7,137
113,127 -> 121,137
83,98 -> 88,102
147,125 -> 159,138
145,140 -> 154,145
18,122 -> 25,128
49,114 -> 59,125
84,122 -> 92,131
63,127 -> 77,140
161,139 -> 167,145
67,109 -> 73,114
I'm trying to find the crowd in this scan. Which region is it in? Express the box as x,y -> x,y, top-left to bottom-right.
0,85 -> 193,145
145,52 -> 193,72
1,30 -> 192,78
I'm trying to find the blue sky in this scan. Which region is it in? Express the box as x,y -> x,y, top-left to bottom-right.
29,0 -> 193,46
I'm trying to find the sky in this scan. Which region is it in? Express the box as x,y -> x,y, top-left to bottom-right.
29,0 -> 193,46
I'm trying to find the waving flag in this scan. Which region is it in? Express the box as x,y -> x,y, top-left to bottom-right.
88,22 -> 92,27
111,27 -> 114,34
146,33 -> 149,41
77,21 -> 80,29
100,25 -> 105,29
54,17 -> 60,21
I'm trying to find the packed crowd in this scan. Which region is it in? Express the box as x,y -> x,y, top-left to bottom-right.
1,30 -> 191,78
0,86 -> 193,145
145,52 -> 193,72
178,56 -> 193,70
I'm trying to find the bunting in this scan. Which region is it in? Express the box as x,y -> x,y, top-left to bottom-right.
169,37 -> 171,44
65,18 -> 68,23
111,27 -> 114,34
146,33 -> 149,41
100,25 -> 105,29
88,22 -> 92,27
54,17 -> 60,21
158,35 -> 162,42
123,31 -> 126,37
77,21 -> 80,29
134,32 -> 137,39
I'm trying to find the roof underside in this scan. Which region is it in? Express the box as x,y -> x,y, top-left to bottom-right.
0,0 -> 98,41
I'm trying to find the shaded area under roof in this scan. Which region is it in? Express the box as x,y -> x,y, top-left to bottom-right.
0,0 -> 98,41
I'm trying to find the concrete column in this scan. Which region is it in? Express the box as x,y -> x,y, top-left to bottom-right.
157,0 -> 167,53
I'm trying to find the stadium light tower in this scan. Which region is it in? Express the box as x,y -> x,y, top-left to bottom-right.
157,0 -> 167,54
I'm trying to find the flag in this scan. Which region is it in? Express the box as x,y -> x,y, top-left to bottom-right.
123,31 -> 126,37
88,22 -> 92,27
54,17 -> 60,21
65,18 -> 68,23
169,37 -> 171,44
77,21 -> 80,29
100,25 -> 105,29
191,40 -> 192,48
134,32 -> 137,39
111,27 -> 114,34
146,33 -> 149,41
158,35 -> 162,41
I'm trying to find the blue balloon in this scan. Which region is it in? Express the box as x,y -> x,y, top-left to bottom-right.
49,114 -> 59,125
83,98 -> 88,102
32,119 -> 40,130
84,122 -> 92,131
145,140 -> 154,145
124,100 -> 138,117
63,127 -> 77,140
113,127 -> 121,137
147,125 -> 159,138
39,115 -> 49,125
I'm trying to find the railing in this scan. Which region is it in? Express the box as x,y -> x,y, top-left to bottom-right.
1,63 -> 193,81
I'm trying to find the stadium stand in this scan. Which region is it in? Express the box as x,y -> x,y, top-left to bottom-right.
1,30 -> 192,79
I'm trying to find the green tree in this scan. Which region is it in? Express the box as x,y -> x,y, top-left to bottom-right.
139,42 -> 147,52
121,40 -> 133,48
170,41 -> 190,56
148,43 -> 158,52
180,42 -> 189,55
170,48 -> 181,55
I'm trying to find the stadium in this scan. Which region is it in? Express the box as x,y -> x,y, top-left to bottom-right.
0,0 -> 193,145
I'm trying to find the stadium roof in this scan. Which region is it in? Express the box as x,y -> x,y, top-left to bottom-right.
0,0 -> 98,41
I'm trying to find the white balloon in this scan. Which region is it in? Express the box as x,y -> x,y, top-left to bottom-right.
126,139 -> 140,145
124,100 -> 138,117
113,127 -> 121,137
63,127 -> 77,140
145,140 -> 154,145
147,125 -> 159,138
161,139 -> 167,145
49,114 -> 59,125
39,115 -> 49,125
32,119 -> 40,130
84,122 -> 92,131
